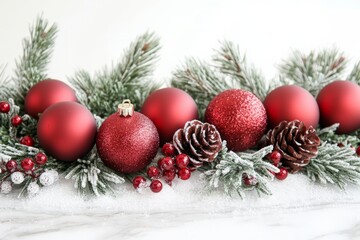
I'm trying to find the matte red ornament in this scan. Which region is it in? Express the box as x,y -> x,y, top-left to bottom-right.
317,80 -> 360,134
205,89 -> 267,151
37,102 -> 97,162
264,85 -> 319,129
25,79 -> 78,119
96,100 -> 159,174
141,88 -> 198,144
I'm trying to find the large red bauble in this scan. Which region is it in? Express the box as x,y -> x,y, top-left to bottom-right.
25,79 -> 78,118
96,111 -> 159,174
264,85 -> 319,129
317,80 -> 360,134
205,89 -> 267,151
141,88 -> 198,144
37,102 -> 97,162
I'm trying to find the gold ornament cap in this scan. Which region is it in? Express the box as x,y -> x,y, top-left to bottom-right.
118,99 -> 134,117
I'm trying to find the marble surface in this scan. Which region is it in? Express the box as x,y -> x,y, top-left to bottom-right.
1,173 -> 360,240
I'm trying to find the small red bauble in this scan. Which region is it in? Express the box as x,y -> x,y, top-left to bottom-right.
159,157 -> 174,171
96,100 -> 159,174
20,136 -> 35,147
6,160 -> 18,172
147,166 -> 161,179
34,152 -> 48,165
163,169 -> 176,182
21,158 -> 35,171
276,168 -> 288,180
0,101 -> 10,113
133,176 -> 147,189
150,180 -> 163,193
264,85 -> 319,129
178,168 -> 191,180
11,115 -> 22,127
37,102 -> 97,162
269,150 -> 282,165
205,89 -> 267,151
175,154 -> 190,168
141,88 -> 198,144
162,143 -> 176,156
317,80 -> 360,134
25,79 -> 78,119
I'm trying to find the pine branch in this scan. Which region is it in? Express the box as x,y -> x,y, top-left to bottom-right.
171,58 -> 229,119
0,64 -> 12,100
71,32 -> 161,116
63,148 -> 125,197
12,16 -> 58,107
348,61 -> 360,84
279,48 -> 347,96
201,142 -> 278,199
305,143 -> 360,190
317,123 -> 360,147
213,40 -> 268,99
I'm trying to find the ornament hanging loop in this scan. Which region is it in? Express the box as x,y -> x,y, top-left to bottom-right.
118,99 -> 134,117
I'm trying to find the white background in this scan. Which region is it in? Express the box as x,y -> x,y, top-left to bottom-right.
1,0 -> 360,83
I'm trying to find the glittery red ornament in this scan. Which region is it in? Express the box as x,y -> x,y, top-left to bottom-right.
141,88 -> 198,144
25,79 -> 78,119
317,80 -> 360,134
205,89 -> 267,151
96,100 -> 159,174
264,85 -> 319,129
37,102 -> 97,162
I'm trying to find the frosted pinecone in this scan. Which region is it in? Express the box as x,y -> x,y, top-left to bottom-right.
27,182 -> 40,195
39,172 -> 55,186
11,172 -> 25,184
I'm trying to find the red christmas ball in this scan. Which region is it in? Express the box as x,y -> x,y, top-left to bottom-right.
205,89 -> 267,151
317,80 -> 360,134
25,79 -> 78,119
141,88 -> 198,144
37,102 -> 97,162
264,85 -> 319,129
96,101 -> 159,174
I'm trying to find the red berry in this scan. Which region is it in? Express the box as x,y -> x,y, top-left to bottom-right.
269,150 -> 282,165
159,157 -> 174,171
356,146 -> 360,156
147,166 -> 160,179
163,169 -> 176,182
275,167 -> 288,180
243,175 -> 256,186
178,168 -> 191,180
132,176 -> 146,189
11,115 -> 23,127
162,143 -> 176,156
34,152 -> 48,165
150,180 -> 163,193
338,143 -> 345,148
21,158 -> 35,171
0,101 -> 10,113
5,160 -> 18,172
20,136 -> 35,147
175,154 -> 190,168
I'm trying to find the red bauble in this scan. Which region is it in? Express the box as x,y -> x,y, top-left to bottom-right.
141,88 -> 198,144
317,80 -> 360,134
264,85 -> 319,129
205,89 -> 267,151
96,101 -> 159,174
37,102 -> 97,162
25,79 -> 78,119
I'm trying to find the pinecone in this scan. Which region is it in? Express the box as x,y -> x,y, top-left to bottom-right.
265,120 -> 320,173
173,120 -> 222,166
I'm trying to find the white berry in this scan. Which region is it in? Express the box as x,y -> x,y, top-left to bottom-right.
27,182 -> 40,195
1,181 -> 12,194
39,172 -> 55,186
11,172 -> 25,184
47,169 -> 59,182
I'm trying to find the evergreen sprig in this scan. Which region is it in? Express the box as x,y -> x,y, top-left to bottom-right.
348,61 -> 360,85
71,32 -> 161,116
305,143 -> 360,190
12,16 -> 58,108
317,123 -> 360,147
201,143 -> 279,199
213,40 -> 268,99
279,48 -> 347,96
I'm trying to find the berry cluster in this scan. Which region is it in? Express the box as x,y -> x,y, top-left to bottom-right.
132,143 -> 192,193
268,150 -> 288,180
0,152 -> 58,195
